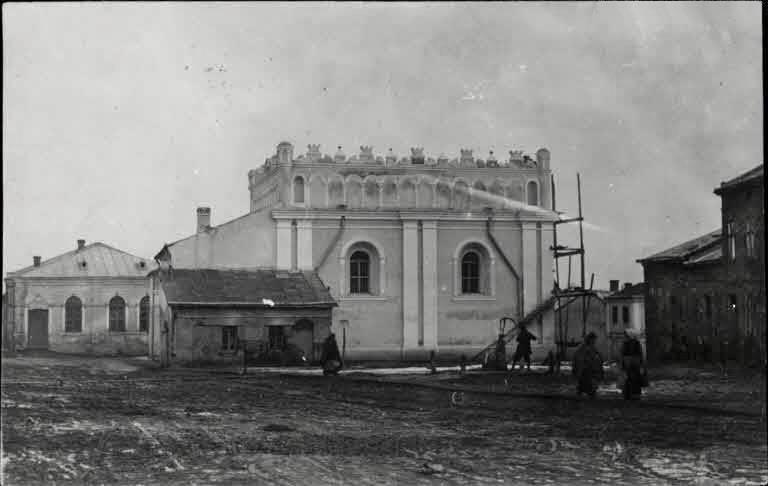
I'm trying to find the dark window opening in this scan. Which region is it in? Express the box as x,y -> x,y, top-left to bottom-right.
139,296 -> 150,333
611,306 -> 618,325
705,295 -> 712,320
65,296 -> 82,333
350,250 -> 370,294
461,251 -> 481,294
108,296 -> 126,332
622,305 -> 630,325
268,326 -> 285,350
222,326 -> 237,352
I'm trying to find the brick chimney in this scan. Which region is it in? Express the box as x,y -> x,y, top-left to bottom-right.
197,207 -> 211,233
624,282 -> 632,290
609,280 -> 619,292
77,239 -> 86,251
33,256 -> 41,267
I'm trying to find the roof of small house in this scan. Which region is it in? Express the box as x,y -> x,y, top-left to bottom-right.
159,268 -> 337,308
606,282 -> 646,300
637,229 -> 722,265
7,242 -> 155,278
714,164 -> 764,195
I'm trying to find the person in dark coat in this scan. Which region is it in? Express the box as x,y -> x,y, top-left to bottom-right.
320,333 -> 343,376
573,332 -> 603,398
621,329 -> 645,400
511,324 -> 537,372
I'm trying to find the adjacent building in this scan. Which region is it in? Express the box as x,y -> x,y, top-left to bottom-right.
4,240 -> 155,355
638,164 -> 765,365
604,281 -> 646,360
150,142 -> 560,365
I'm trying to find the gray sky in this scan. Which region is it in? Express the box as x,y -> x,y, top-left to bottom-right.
3,2 -> 762,288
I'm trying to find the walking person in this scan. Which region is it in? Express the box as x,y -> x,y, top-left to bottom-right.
320,333 -> 343,376
621,329 -> 645,400
510,324 -> 537,372
572,332 -> 604,398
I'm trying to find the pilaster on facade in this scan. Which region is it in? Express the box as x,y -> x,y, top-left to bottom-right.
521,222 -> 540,314
421,221 -> 439,349
296,220 -> 313,270
401,221 -> 420,352
275,220 -> 293,270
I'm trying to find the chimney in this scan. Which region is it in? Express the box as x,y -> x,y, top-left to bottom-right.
197,207 -> 211,233
624,282 -> 632,290
77,239 -> 86,251
33,256 -> 41,267
609,280 -> 619,292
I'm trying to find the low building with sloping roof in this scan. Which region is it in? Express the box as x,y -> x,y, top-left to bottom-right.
4,240 -> 155,355
149,268 -> 337,365
604,282 -> 646,360
637,164 -> 764,365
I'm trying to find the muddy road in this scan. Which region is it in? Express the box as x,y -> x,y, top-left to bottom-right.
2,355 -> 766,485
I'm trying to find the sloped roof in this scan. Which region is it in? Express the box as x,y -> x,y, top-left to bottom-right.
714,164 -> 764,195
606,282 -> 646,299
637,229 -> 722,264
8,243 -> 155,278
160,268 -> 337,307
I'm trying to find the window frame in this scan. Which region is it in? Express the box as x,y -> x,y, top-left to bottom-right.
621,305 -> 630,326
64,296 -> 83,333
526,180 -> 539,206
222,326 -> 238,352
727,221 -> 736,261
108,296 -> 126,332
461,251 -> 481,294
349,250 -> 371,295
139,295 -> 150,333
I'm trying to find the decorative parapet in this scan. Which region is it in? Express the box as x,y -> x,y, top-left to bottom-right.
259,142 -> 550,171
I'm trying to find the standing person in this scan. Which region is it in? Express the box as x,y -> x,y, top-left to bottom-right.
621,329 -> 645,400
320,333 -> 343,376
572,332 -> 604,398
511,324 -> 537,372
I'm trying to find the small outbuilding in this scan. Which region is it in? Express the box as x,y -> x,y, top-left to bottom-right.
148,267 -> 337,366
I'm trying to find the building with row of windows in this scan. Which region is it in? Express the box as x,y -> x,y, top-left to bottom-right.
148,142 -> 559,365
638,164 -> 765,365
3,241 -> 154,355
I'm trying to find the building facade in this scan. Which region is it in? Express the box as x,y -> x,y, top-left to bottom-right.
151,142 -> 559,363
604,281 -> 646,360
639,165 -> 765,365
4,240 -> 154,355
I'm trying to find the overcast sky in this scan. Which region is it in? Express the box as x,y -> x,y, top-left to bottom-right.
3,2 -> 762,288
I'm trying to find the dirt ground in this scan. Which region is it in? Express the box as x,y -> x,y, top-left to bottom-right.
2,354 -> 767,485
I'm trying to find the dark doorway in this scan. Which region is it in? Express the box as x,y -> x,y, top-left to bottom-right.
28,309 -> 49,349
268,326 -> 286,351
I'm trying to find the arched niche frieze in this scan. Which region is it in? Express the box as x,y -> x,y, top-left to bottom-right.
346,175 -> 363,208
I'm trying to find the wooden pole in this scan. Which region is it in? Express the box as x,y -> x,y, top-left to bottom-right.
551,174 -> 560,288
577,173 -> 585,291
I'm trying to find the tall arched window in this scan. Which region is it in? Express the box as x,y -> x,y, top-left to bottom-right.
350,250 -> 370,294
456,242 -> 493,296
109,296 -> 126,332
65,296 -> 82,333
139,296 -> 150,333
461,251 -> 481,294
526,180 -> 539,206
293,176 -> 305,204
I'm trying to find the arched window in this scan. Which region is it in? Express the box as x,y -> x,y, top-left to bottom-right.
350,250 -> 371,294
109,296 -> 126,332
65,296 -> 82,333
293,176 -> 305,204
139,296 -> 150,333
455,242 -> 493,296
461,251 -> 481,294
526,180 -> 539,206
